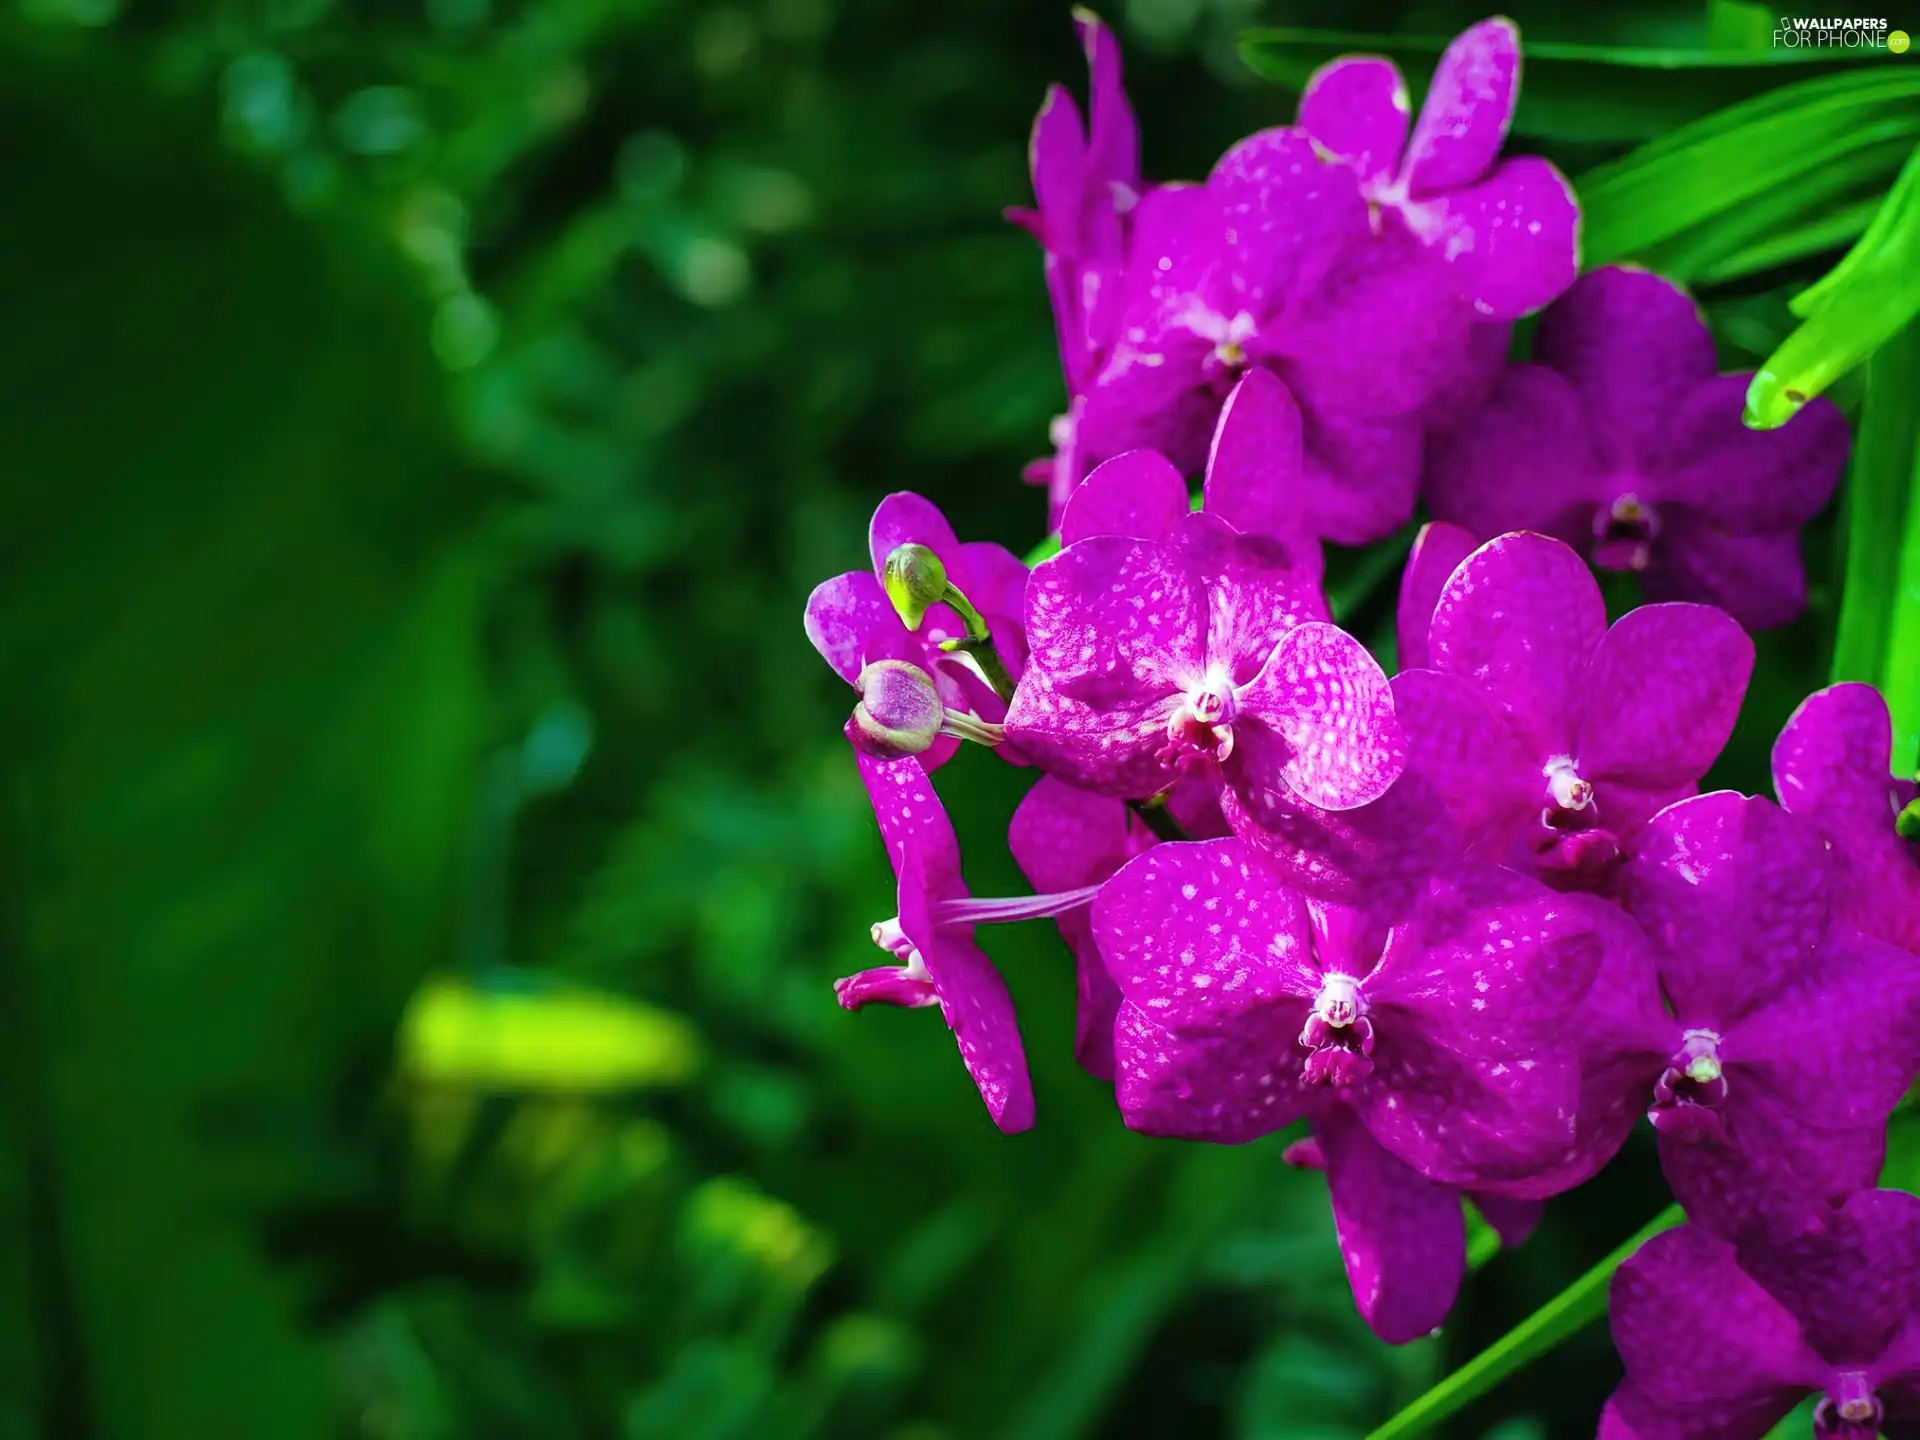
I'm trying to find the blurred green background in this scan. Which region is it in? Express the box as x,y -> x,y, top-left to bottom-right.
0,1 -> 1896,1437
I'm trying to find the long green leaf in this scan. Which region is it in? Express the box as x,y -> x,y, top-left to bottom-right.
1365,1205 -> 1683,1440
1746,142 -> 1920,427
1236,29 -> 1886,143
1881,405 -> 1920,774
1577,71 -> 1920,268
1693,194 -> 1883,286
1830,320 -> 1920,687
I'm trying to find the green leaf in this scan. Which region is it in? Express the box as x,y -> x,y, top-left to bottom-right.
1880,375 -> 1920,775
1577,71 -> 1920,271
1829,320 -> 1920,688
1236,28 -> 1887,143
1364,1205 -> 1683,1440
1024,533 -> 1061,567
1692,194 -> 1883,286
1745,142 -> 1920,428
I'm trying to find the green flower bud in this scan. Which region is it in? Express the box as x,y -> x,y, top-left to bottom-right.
882,543 -> 948,631
1898,796 -> 1920,842
850,660 -> 944,759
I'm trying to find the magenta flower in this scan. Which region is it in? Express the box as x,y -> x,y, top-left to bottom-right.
1427,267 -> 1850,630
1393,532 -> 1753,890
1007,774 -> 1227,1081
835,747 -> 1035,1133
1068,127 -> 1472,544
1299,18 -> 1579,320
806,492 -> 1030,768
1284,1101 -> 1543,1343
1608,1193 -> 1920,1439
1602,793 -> 1920,1235
1006,9 -> 1140,414
1774,683 -> 1920,957
1394,519 -> 1478,670
1091,836 -> 1614,1190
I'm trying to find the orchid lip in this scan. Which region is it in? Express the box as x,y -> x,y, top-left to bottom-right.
1300,972 -> 1375,1087
1649,1028 -> 1729,1138
1815,1373 -> 1881,1438
1543,756 -> 1594,813
1592,491 -> 1660,574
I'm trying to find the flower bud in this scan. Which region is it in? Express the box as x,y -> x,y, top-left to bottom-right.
850,660 -> 944,759
882,543 -> 948,631
1899,796 -> 1920,842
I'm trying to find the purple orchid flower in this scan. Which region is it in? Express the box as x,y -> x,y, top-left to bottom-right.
1394,519 -> 1478,671
1283,1101 -> 1543,1344
1299,18 -> 1579,321
806,492 -> 1030,769
1006,10 -> 1140,418
1391,531 -> 1754,891
1608,1192 -> 1920,1439
1426,267 -> 1851,630
836,746 -> 1036,1133
1774,683 -> 1920,957
1091,836 -> 1614,1191
1068,124 -> 1475,545
1007,774 -> 1227,1081
1590,792 -> 1920,1236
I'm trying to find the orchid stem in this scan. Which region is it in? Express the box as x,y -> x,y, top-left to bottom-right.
938,584 -> 1019,705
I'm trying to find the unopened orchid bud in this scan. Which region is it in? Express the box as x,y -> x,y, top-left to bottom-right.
850,660 -> 944,759
1899,797 -> 1920,842
882,543 -> 948,631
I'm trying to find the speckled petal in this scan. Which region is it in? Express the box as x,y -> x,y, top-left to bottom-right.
1060,449 -> 1191,546
1661,376 -> 1848,531
1298,55 -> 1410,191
1423,364 -> 1601,543
1091,836 -> 1318,1030
857,748 -> 963,898
1236,622 -> 1404,811
1609,1223 -> 1819,1440
1208,126 -> 1371,318
1315,1100 -> 1467,1344
1181,511 -> 1328,682
1396,521 -> 1479,670
1774,683 -> 1903,835
1403,17 -> 1520,196
1579,603 -> 1754,790
1734,1189 -> 1920,1368
1421,156 -> 1579,319
1624,793 -> 1835,1028
1391,667 -> 1539,856
806,571 -> 914,685
1531,268 -> 1718,473
1427,531 -> 1605,756
1224,763 -> 1457,908
1111,999 -> 1305,1142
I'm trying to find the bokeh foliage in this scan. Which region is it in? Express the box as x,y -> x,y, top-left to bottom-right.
0,1 -> 1907,1437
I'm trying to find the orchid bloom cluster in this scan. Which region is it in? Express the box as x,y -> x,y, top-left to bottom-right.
803,13 -> 1918,1432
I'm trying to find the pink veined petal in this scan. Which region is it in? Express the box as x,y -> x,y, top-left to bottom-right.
1090,837 -> 1318,1030
805,571 -> 913,685
1295,403 -> 1426,548
1059,448 -> 1190,545
1639,519 -> 1809,632
1180,511 -> 1328,683
1000,670 -> 1175,798
1390,668 -> 1540,856
1427,531 -> 1606,757
1609,1223 -> 1821,1436
869,491 -> 962,582
1022,530 -> 1202,701
1726,927 -> 1920,1133
1419,156 -> 1579,320
1624,793 -> 1836,1028
1297,55 -> 1410,191
1422,363 -> 1602,544
857,747 -> 962,898
1076,9 -> 1139,195
1396,521 -> 1479,670
1237,621 -> 1404,812
1773,683 -> 1902,834
1111,999 -> 1306,1143
1314,1100 -> 1468,1344
1223,763 -> 1456,908
1735,1190 -> 1920,1370
1578,603 -> 1755,790
1659,377 -> 1849,531
1402,17 -> 1521,197
1469,1192 -> 1544,1249
1532,267 -> 1719,473
1203,367 -> 1308,543
1587,776 -> 1695,851
1273,223 -> 1475,420
1657,1106 -> 1886,1242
